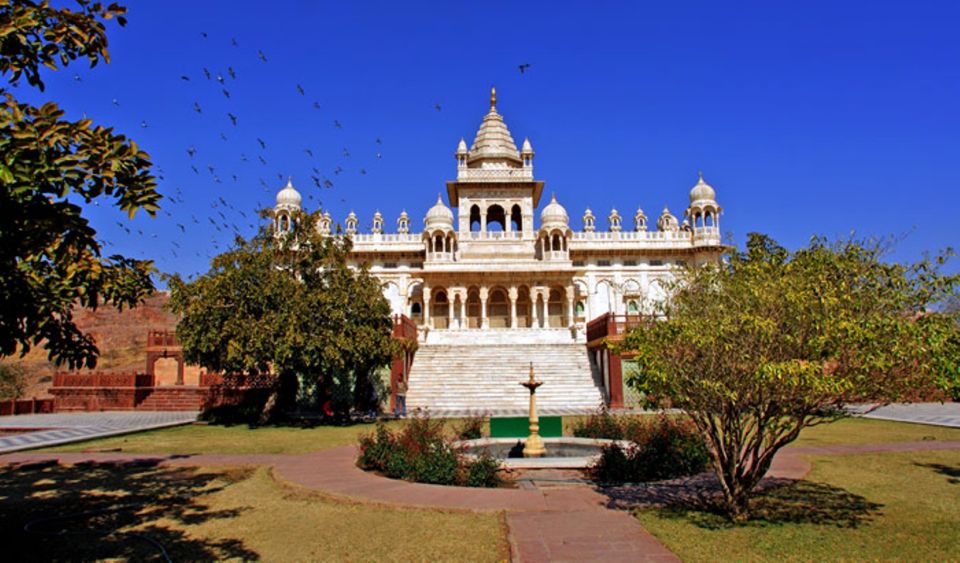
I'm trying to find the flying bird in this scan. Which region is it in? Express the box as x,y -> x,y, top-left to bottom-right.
334,120 -> 342,129
304,148 -> 314,157
220,132 -> 228,141
140,120 -> 148,128
216,73 -> 225,85
258,155 -> 267,165
257,137 -> 266,149
201,32 -> 208,39
186,146 -> 197,158
313,101 -> 321,109
73,74 -> 82,82
112,98 -> 120,106
518,63 -> 531,74
296,84 -> 305,96
342,148 -> 350,157
203,67 -> 211,80
258,49 -> 268,62
228,66 -> 236,79
222,88 -> 231,98
375,137 -> 382,144
434,103 -> 442,111
193,101 -> 202,113
180,75 -> 190,81
227,112 -> 238,126
191,165 -> 199,174
231,37 -> 239,47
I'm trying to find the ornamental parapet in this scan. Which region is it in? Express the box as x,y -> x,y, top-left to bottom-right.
456,167 -> 534,182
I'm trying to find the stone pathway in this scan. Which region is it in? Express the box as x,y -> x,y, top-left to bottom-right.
854,402 -> 960,428
0,411 -> 198,453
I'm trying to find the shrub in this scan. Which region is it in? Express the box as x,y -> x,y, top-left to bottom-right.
465,451 -> 503,488
571,408 -> 624,439
357,416 -> 502,487
589,414 -> 710,483
454,415 -> 486,440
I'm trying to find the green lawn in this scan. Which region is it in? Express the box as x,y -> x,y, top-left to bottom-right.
45,421 -> 398,455
634,449 -> 960,561
0,462 -> 508,561
44,415 -> 960,456
791,416 -> 960,447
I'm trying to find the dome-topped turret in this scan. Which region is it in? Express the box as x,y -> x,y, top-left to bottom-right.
425,194 -> 454,230
456,137 -> 468,156
275,177 -> 302,209
689,171 -> 717,205
657,206 -> 679,232
540,194 -> 569,230
467,87 -> 521,166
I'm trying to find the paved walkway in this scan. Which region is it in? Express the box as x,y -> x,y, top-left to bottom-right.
856,402 -> 960,428
0,411 -> 198,453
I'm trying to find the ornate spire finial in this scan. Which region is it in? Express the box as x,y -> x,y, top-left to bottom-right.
437,193 -> 443,204
698,170 -> 704,182
286,176 -> 293,187
490,86 -> 497,109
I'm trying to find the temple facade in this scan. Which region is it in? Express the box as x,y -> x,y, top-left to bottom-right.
273,88 -> 724,343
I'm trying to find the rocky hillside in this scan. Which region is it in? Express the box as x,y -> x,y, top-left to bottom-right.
1,293 -> 180,397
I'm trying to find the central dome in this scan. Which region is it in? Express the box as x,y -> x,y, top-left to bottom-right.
275,178 -> 302,208
467,87 -> 521,166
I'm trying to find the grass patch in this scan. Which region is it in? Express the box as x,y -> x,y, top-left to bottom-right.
42,415 -> 960,456
43,417 -> 493,455
634,449 -> 960,561
792,417 -> 960,447
44,421 -> 404,455
0,462 -> 508,561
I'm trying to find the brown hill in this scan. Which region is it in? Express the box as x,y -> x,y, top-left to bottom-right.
0,292 -> 181,398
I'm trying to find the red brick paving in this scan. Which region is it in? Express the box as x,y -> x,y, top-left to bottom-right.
3,440 -> 958,562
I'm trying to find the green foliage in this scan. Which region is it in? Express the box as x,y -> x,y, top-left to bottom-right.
0,362 -> 28,399
587,414 -> 710,483
465,451 -> 503,488
169,212 -> 398,419
0,1 -> 159,369
357,417 -> 502,488
454,414 -> 486,440
619,233 -> 960,519
571,408 -> 633,440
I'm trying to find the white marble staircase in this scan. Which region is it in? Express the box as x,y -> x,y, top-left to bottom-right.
405,338 -> 605,416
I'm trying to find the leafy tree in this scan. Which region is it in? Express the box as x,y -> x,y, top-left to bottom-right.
621,233 -> 960,520
0,362 -> 28,400
168,210 -> 398,420
0,1 -> 159,369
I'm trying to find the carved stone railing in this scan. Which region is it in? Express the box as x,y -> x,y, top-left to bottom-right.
465,231 -> 524,241
456,167 -> 534,182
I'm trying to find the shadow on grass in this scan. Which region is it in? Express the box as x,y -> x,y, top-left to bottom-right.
914,462 -> 960,485
0,461 -> 259,560
599,475 -> 882,530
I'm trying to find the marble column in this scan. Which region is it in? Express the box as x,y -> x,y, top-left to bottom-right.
542,289 -> 551,328
531,288 -> 540,328
508,287 -> 518,329
479,287 -> 489,329
566,285 -> 575,327
448,292 -> 455,329
422,286 -> 431,328
460,292 -> 467,329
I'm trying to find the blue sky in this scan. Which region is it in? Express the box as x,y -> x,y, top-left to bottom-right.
17,1 -> 960,278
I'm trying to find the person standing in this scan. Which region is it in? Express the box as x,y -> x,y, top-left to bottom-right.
394,377 -> 408,417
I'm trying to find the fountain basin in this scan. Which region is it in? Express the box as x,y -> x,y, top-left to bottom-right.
458,437 -> 631,469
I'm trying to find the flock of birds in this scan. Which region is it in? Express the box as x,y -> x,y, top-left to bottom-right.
93,31 -> 533,278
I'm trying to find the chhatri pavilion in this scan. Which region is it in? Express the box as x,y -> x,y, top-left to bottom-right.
273,88 -> 725,414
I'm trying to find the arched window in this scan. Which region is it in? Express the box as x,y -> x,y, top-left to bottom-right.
434,233 -> 444,252
627,300 -> 639,314
552,233 -> 562,251
470,204 -> 481,232
511,204 -> 523,231
411,302 -> 422,316
486,204 -> 505,232
575,301 -> 585,316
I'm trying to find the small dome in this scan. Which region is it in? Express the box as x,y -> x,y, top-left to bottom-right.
346,210 -> 357,221
456,138 -> 468,155
275,177 -> 302,208
689,171 -> 717,204
521,137 -> 534,155
657,206 -> 679,232
399,210 -> 409,220
373,210 -> 383,220
425,194 -> 454,229
540,194 -> 568,229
